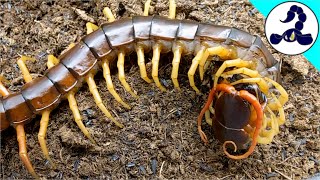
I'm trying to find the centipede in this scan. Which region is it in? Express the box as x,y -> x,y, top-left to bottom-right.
0,0 -> 288,178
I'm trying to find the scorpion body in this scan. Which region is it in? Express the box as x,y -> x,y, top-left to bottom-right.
0,0 -> 288,178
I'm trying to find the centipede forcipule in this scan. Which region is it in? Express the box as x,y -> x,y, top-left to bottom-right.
0,0 -> 288,178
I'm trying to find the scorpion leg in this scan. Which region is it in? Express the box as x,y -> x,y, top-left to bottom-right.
136,45 -> 153,83
117,51 -> 139,98
17,56 -> 57,169
85,73 -> 124,128
168,0 -> 176,19
171,45 -> 182,90
144,0 -> 152,16
16,124 -> 39,179
102,60 -> 131,109
152,43 -> 167,91
188,46 -> 206,94
199,46 -> 237,80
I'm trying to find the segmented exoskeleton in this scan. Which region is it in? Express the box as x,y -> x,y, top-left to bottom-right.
0,0 -> 288,178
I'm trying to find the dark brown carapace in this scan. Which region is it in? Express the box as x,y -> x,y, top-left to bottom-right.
0,0 -> 288,178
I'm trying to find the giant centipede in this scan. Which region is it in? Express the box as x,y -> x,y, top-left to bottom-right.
0,0 -> 288,178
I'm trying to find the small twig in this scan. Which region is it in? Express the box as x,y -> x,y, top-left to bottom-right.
159,161 -> 165,178
274,169 -> 292,180
242,168 -> 254,180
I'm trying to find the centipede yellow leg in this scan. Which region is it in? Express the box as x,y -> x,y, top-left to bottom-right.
136,45 -> 153,83
257,107 -> 279,144
171,45 -> 182,90
16,124 -> 39,179
188,47 -> 206,94
230,77 -> 270,95
168,0 -> 176,19
199,46 -> 238,80
0,75 -> 9,96
17,56 -> 56,171
265,77 -> 288,106
118,51 -> 139,98
67,91 -> 96,144
214,59 -> 254,89
103,7 -> 115,22
86,22 -> 99,34
38,110 -> 56,168
152,43 -> 166,91
102,60 -> 131,109
85,73 -> 124,128
144,0 -> 152,16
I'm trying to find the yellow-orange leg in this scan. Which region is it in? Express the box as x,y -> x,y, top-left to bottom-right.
85,73 -> 124,128
188,46 -> 206,94
117,51 -> 139,98
199,46 -> 238,80
86,20 -> 131,109
144,0 -> 152,16
47,55 -> 96,143
213,59 -> 254,89
171,45 -> 182,90
0,75 -> 9,96
168,0 -> 176,19
102,60 -> 131,109
152,43 -> 166,91
136,45 -> 153,83
16,124 -> 39,179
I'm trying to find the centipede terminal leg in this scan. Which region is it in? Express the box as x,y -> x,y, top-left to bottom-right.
16,124 -> 39,179
151,43 -> 167,91
188,46 -> 206,94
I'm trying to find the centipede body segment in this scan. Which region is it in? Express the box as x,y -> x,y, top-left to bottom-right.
0,0 -> 288,178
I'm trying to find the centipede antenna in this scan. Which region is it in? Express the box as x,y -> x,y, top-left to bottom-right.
136,45 -> 153,84
103,7 -> 116,22
168,0 -> 176,19
144,0 -> 151,16
102,60 -> 131,109
188,46 -> 206,94
85,73 -> 124,128
117,51 -> 139,98
171,45 -> 182,90
38,110 -> 56,168
16,124 -> 39,179
151,43 -> 167,91
67,91 -> 96,144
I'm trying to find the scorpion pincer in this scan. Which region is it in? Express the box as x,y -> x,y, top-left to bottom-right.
0,0 -> 288,178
